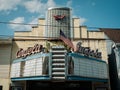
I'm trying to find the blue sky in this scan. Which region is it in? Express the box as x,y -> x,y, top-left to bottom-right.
0,0 -> 120,37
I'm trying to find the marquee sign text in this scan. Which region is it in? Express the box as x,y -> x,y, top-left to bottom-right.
76,42 -> 102,59
16,44 -> 43,58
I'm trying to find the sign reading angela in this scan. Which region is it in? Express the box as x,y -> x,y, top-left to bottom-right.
76,42 -> 102,59
16,44 -> 43,58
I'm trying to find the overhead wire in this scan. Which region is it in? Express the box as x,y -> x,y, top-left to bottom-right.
0,21 -> 118,40
0,21 -> 100,29
0,21 -> 100,38
0,21 -> 119,29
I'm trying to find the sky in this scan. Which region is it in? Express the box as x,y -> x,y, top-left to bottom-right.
0,0 -> 120,37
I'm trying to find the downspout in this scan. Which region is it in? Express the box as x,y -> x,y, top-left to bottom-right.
9,38 -> 13,89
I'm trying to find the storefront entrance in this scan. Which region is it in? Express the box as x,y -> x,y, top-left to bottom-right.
27,81 -> 92,90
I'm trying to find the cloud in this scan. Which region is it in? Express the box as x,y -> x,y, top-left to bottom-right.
91,2 -> 96,6
0,0 -> 56,14
5,0 -> 87,31
47,0 -> 56,8
0,0 -> 21,11
66,0 -> 72,7
29,17 -> 39,27
80,17 -> 87,25
73,16 -> 87,25
23,0 -> 56,14
9,17 -> 31,31
23,0 -> 45,13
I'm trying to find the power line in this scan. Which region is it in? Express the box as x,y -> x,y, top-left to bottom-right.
1,21 -> 119,39
0,21 -> 101,29
0,34 -> 111,41
0,21 -> 120,30
0,21 -> 39,26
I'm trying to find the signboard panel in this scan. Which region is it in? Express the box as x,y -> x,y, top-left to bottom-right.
11,62 -> 21,77
23,58 -> 43,76
11,53 -> 50,78
70,53 -> 108,79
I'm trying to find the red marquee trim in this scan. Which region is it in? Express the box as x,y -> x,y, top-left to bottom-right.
53,15 -> 65,20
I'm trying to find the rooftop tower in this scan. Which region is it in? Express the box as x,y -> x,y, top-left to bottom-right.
45,7 -> 71,39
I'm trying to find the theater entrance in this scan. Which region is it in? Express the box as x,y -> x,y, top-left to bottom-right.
27,81 -> 92,90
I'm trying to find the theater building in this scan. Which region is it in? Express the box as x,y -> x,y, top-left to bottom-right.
0,7 -> 110,90
0,37 -> 12,90
100,28 -> 120,90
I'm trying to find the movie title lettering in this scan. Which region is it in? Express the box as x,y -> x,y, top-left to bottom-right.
76,42 -> 102,59
16,44 -> 43,58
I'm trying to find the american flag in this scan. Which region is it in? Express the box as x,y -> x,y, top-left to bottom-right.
60,30 -> 74,51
